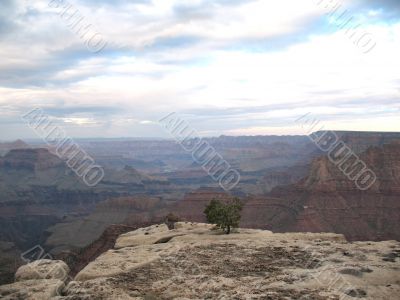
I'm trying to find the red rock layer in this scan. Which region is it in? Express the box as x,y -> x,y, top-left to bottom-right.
174,187 -> 232,223
269,142 -> 400,241
173,142 -> 400,241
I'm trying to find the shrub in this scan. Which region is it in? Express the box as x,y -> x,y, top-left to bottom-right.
204,197 -> 243,234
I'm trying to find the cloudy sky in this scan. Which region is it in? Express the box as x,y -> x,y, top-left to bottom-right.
0,0 -> 399,139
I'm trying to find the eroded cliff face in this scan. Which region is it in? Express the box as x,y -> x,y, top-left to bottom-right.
256,163 -> 310,193
174,187 -> 232,223
44,196 -> 171,255
0,148 -> 174,204
333,131 -> 400,154
0,147 -> 172,211
55,224 -> 147,277
267,142 -> 400,241
172,187 -> 300,231
1,134 -> 400,286
173,142 -> 400,241
0,242 -> 22,285
0,148 -> 174,283
1,223 -> 399,300
0,140 -> 29,156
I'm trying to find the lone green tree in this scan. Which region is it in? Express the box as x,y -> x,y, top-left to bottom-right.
204,198 -> 243,234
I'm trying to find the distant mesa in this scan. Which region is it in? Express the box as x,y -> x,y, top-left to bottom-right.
0,139 -> 30,156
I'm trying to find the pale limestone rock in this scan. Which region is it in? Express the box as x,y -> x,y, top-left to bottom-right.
15,259 -> 70,282
74,243 -> 171,281
114,223 -> 170,249
73,223 -> 399,300
114,222 -> 215,249
173,221 -> 214,230
0,279 -> 64,300
2,223 -> 400,299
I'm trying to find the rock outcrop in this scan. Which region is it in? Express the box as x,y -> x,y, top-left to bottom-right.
55,223 -> 153,277
1,223 -> 399,299
15,259 -> 69,282
0,259 -> 69,299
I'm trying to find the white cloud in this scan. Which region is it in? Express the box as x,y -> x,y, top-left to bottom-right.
0,0 -> 399,138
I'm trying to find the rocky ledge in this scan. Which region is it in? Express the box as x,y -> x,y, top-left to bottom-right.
1,223 -> 399,299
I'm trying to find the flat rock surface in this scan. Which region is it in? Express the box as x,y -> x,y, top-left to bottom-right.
3,223 -> 400,299
70,223 -> 400,299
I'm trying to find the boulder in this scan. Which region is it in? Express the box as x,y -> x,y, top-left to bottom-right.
15,259 -> 69,282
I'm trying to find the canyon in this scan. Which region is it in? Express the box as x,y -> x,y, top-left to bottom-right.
0,131 -> 399,285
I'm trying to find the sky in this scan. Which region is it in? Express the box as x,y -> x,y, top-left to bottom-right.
0,0 -> 399,139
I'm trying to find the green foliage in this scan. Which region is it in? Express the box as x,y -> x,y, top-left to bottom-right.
204,197 -> 243,234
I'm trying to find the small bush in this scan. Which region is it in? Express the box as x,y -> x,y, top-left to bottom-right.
204,198 -> 243,234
